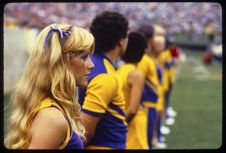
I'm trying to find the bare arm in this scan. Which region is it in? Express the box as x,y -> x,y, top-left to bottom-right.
28,107 -> 68,149
80,112 -> 100,146
80,74 -> 117,146
126,70 -> 145,123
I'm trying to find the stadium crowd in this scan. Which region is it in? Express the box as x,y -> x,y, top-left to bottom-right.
4,2 -> 222,36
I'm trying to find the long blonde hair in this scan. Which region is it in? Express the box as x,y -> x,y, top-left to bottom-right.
4,23 -> 94,149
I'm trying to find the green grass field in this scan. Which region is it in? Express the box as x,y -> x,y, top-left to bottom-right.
3,49 -> 222,149
165,49 -> 222,149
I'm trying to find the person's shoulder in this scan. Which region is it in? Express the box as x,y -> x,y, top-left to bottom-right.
32,97 -> 68,129
142,54 -> 148,61
34,106 -> 68,129
87,73 -> 119,93
143,54 -> 155,63
28,106 -> 68,148
128,69 -> 144,83
90,73 -> 118,85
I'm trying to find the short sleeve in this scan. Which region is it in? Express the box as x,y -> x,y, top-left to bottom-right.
137,56 -> 148,77
82,73 -> 118,117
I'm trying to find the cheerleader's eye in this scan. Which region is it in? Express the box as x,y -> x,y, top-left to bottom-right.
81,54 -> 89,61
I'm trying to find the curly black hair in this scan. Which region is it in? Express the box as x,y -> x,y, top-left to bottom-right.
121,32 -> 147,63
90,11 -> 129,53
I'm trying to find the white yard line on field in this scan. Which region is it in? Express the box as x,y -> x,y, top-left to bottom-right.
191,58 -> 210,81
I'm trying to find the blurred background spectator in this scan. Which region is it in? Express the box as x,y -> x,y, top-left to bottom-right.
3,2 -> 222,93
4,3 -> 222,36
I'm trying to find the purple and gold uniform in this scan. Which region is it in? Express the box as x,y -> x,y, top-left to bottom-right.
117,64 -> 148,149
31,98 -> 84,149
137,54 -> 160,149
155,60 -> 165,145
79,52 -> 127,149
156,62 -> 164,112
158,49 -> 176,118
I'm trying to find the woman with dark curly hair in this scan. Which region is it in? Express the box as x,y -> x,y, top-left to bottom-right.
78,11 -> 129,149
